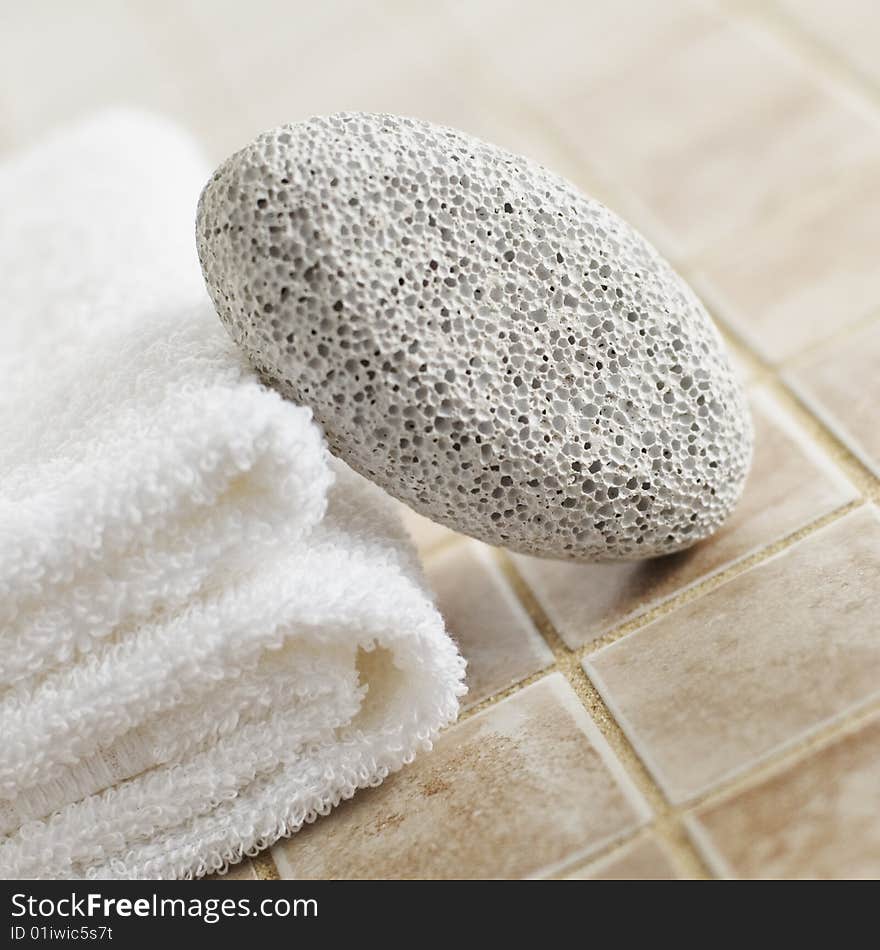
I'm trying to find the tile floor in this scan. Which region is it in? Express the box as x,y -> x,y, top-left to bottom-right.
272,675 -> 650,879
5,0 -> 877,880
565,834 -> 681,880
785,319 -> 880,478
423,541 -> 554,710
689,711 -> 880,879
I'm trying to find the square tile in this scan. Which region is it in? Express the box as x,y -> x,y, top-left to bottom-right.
585,505 -> 880,803
425,542 -> 554,709
514,390 -> 856,648
563,835 -> 680,880
271,674 -> 649,879
561,17 -> 880,258
786,319 -> 880,478
693,160 -> 880,363
689,713 -> 880,879
779,0 -> 880,88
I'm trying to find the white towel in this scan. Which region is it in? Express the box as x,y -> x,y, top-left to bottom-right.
0,113 -> 466,880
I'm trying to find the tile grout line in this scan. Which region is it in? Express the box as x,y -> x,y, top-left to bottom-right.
414,531 -> 467,560
539,826 -> 653,879
479,20 -> 880,401
440,0 -> 880,880
726,0 -> 880,114
457,0 -> 880,384
439,302 -> 876,878
481,54 -> 880,476
541,821 -> 697,880
492,550 -> 715,879
681,693 -> 880,816
251,850 -> 280,881
261,482 -> 866,882
492,676 -> 880,878
577,498 -> 865,658
461,0 -> 880,487
766,376 -> 879,496
674,255 -> 880,497
567,663 -> 715,879
251,0 -> 877,880
415,87 -> 880,879
456,662 -> 562,722
495,541 -> 880,876
526,100 -> 880,459
776,306 -> 880,373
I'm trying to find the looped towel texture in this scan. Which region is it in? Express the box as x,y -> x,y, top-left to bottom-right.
0,113 -> 466,879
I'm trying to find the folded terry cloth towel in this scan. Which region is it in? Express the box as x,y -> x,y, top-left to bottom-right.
0,113 -> 466,879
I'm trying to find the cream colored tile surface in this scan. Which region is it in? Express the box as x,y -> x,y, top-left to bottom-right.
514,390 -> 856,648
564,835 -> 680,880
398,504 -> 458,557
425,542 -> 554,709
0,2 -> 246,161
560,18 -> 880,258
690,715 -> 880,879
0,0 -> 214,154
727,344 -> 756,387
271,674 -> 649,879
779,0 -> 880,88
786,319 -> 880,477
182,1 -> 559,171
694,161 -> 880,363
585,506 -> 880,803
0,0 -> 553,167
6,0 -> 880,884
451,0 -> 707,110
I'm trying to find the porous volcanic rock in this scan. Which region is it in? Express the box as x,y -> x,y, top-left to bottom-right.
197,113 -> 752,560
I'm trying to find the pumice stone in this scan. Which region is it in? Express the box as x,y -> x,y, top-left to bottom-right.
197,113 -> 752,560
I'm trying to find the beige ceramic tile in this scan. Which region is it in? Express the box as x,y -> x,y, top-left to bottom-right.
2,2 -> 538,169
425,542 -> 554,709
694,161 -> 880,363
785,319 -> 880,478
446,1 -> 715,251
157,1 -> 481,163
690,714 -> 880,879
272,673 -> 649,879
123,0 -> 259,163
0,0 -> 195,148
726,342 -> 757,388
186,1 -> 519,163
554,16 -> 880,258
161,0 -> 647,211
216,0 -> 614,231
205,859 -> 258,881
585,505 -> 880,803
174,0 -> 357,71
564,835 -> 681,880
176,0 -> 362,142
398,504 -> 458,557
778,0 -> 880,88
449,0 -> 708,117
514,389 -> 856,648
